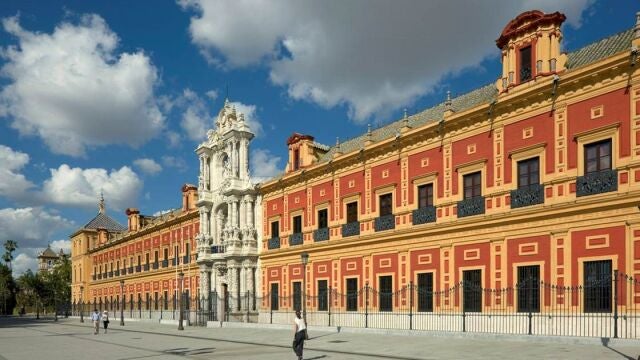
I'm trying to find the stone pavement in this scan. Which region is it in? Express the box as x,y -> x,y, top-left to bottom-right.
0,316 -> 639,359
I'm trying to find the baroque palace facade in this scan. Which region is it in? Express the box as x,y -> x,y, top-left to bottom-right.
258,10 -> 640,331
71,188 -> 200,309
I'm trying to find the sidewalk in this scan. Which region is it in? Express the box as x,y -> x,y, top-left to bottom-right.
59,317 -> 640,360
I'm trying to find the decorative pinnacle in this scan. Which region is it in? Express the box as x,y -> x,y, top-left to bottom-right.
445,90 -> 452,108
403,108 -> 408,119
367,124 -> 372,135
336,137 -> 340,147
98,191 -> 105,214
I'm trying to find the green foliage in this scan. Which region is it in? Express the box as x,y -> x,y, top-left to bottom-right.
0,263 -> 17,314
2,240 -> 18,271
16,253 -> 71,314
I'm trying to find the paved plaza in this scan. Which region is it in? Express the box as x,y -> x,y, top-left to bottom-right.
0,317 -> 639,359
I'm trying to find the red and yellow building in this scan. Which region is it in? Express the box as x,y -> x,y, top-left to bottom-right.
71,185 -> 200,310
259,10 -> 640,320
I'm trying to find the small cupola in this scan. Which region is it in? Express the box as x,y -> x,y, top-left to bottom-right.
496,10 -> 566,93
286,133 -> 329,173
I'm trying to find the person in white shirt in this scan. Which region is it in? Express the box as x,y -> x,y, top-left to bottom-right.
292,310 -> 306,360
91,309 -> 100,335
102,310 -> 109,334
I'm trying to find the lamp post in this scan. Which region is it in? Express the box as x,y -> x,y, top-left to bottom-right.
120,280 -> 125,326
80,286 -> 84,323
178,272 -> 184,330
300,252 -> 309,323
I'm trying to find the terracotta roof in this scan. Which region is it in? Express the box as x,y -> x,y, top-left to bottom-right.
82,212 -> 126,232
264,25 -> 634,182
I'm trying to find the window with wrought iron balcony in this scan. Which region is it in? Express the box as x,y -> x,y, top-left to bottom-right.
313,208 -> 329,242
341,201 -> 360,237
413,183 -> 436,225
577,139 -> 617,197
289,215 -> 303,246
510,157 -> 544,208
457,171 -> 485,218
374,193 -> 395,232
268,220 -> 281,249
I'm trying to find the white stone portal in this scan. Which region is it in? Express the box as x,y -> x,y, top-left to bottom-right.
195,99 -> 261,321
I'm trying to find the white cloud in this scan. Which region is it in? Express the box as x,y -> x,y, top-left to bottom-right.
229,101 -> 263,136
12,253 -> 38,275
166,131 -> 182,148
178,89 -> 211,141
41,164 -> 142,210
0,144 -> 34,199
205,90 -> 218,100
133,158 -> 162,175
0,207 -> 74,249
162,155 -> 188,172
180,0 -> 594,121
50,239 -> 71,254
249,148 -> 281,183
0,14 -> 164,156
152,209 -> 175,216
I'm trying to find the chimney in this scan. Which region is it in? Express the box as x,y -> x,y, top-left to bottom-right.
182,184 -> 198,211
126,208 -> 140,232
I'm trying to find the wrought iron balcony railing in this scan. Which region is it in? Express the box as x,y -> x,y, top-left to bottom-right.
92,274 -> 96,281
374,214 -> 395,232
161,259 -> 168,268
108,271 -> 113,278
152,262 -> 159,270
520,66 -> 532,82
97,274 -> 102,280
576,169 -> 618,197
510,183 -> 544,209
135,265 -> 141,273
183,255 -> 190,264
289,232 -> 304,246
342,221 -> 360,237
313,227 -> 329,242
128,266 -> 133,274
121,268 -> 127,275
412,205 -> 436,225
172,258 -> 178,266
143,264 -> 149,271
211,245 -> 225,254
114,270 -> 120,276
457,196 -> 485,218
268,237 -> 281,250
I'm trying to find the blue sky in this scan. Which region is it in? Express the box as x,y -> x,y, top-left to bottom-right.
0,0 -> 636,274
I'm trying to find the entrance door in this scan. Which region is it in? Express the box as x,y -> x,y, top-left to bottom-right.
223,284 -> 229,321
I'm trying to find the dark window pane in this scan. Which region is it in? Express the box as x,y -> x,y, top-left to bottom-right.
318,209 -> 328,228
293,216 -> 302,234
520,46 -> 532,82
417,273 -> 433,312
584,140 -> 612,174
584,260 -> 612,313
379,276 -> 393,312
517,158 -> 539,189
517,265 -> 540,312
379,193 -> 393,216
270,283 -> 279,311
292,282 -> 301,311
347,202 -> 358,223
418,184 -> 433,208
463,270 -> 482,312
346,278 -> 358,311
318,280 -> 328,311
463,172 -> 481,199
271,221 -> 279,238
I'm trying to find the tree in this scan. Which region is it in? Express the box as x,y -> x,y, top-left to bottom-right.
16,270 -> 44,316
2,240 -> 18,271
0,263 -> 17,315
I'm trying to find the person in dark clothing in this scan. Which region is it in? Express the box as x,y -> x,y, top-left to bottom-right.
292,310 -> 306,360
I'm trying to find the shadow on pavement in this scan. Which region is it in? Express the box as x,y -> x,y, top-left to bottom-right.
600,338 -> 637,360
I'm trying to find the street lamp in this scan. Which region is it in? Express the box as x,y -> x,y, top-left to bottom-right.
80,286 -> 84,323
178,272 -> 184,331
120,280 -> 125,326
300,252 -> 309,324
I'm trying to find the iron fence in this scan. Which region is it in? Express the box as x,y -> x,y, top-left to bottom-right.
70,272 -> 640,338
258,271 -> 640,339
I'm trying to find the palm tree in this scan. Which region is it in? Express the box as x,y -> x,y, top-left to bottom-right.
3,240 -> 18,271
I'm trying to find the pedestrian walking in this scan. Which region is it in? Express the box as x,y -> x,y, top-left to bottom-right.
91,309 -> 100,335
102,310 -> 110,334
292,310 -> 306,360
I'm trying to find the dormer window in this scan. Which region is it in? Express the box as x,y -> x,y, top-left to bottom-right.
293,149 -> 300,171
519,45 -> 532,82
